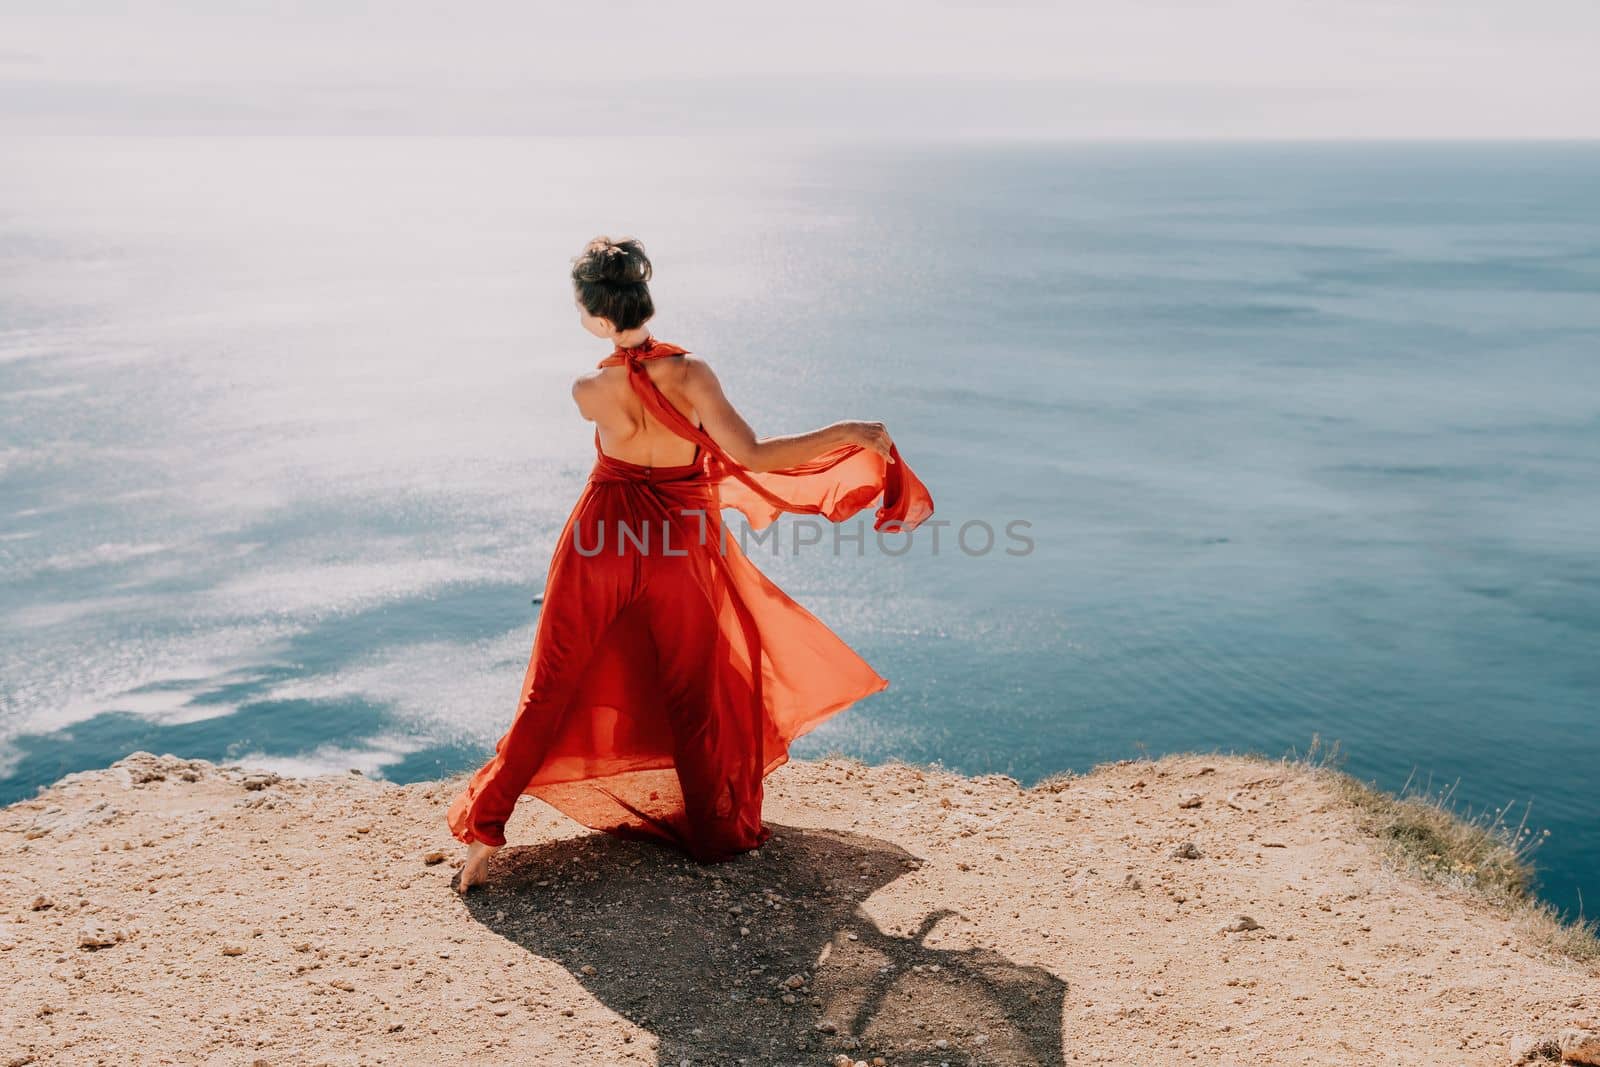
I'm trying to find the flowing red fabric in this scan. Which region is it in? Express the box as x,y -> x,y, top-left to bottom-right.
446,336 -> 934,861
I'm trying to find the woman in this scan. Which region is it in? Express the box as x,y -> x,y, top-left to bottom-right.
447,235 -> 933,893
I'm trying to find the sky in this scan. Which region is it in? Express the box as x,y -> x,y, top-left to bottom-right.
1,0 -> 1597,138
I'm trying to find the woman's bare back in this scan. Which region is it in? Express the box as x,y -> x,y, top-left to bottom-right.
577,355 -> 701,467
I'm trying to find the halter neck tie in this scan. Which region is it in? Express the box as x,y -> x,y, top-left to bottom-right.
596,335 -> 689,369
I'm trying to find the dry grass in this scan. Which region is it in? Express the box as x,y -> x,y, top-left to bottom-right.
1283,736 -> 1600,968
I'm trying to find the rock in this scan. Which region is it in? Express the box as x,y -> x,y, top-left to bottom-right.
115,752 -> 207,784
783,973 -> 807,990
1222,915 -> 1261,933
423,850 -> 447,865
1562,1027 -> 1600,1065
580,964 -> 597,976
241,772 -> 281,792
1178,793 -> 1203,809
815,1020 -> 838,1034
1170,842 -> 1203,860
77,924 -> 121,949
221,944 -> 246,956
30,895 -> 54,911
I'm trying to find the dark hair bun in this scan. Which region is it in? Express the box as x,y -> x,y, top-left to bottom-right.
573,235 -> 651,286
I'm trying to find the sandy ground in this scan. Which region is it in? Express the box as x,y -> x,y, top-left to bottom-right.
1,751 -> 1595,1066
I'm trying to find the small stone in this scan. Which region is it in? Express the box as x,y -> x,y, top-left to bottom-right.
77,924 -> 120,949
221,944 -> 246,956
1170,842 -> 1203,860
242,772 -> 281,792
1178,793 -> 1203,809
423,850 -> 447,865
580,964 -> 597,976
31,895 -> 54,911
815,1020 -> 838,1034
783,973 -> 807,990
1222,915 -> 1262,933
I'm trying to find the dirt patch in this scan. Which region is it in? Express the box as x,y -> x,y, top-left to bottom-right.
1,751 -> 1595,1065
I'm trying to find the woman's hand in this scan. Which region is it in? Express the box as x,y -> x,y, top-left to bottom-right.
836,420 -> 895,462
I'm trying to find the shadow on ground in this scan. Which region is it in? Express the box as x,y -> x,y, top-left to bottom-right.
457,824 -> 1066,1065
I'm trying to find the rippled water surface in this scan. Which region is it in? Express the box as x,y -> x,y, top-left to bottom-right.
2,137 -> 1596,914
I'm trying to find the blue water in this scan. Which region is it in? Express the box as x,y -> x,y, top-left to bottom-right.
2,138 -> 1596,916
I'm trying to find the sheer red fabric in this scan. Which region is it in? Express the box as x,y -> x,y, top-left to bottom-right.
446,336 -> 934,860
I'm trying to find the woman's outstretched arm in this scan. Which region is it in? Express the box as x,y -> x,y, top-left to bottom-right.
680,356 -> 894,474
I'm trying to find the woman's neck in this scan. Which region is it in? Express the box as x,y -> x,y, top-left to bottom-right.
612,326 -> 653,349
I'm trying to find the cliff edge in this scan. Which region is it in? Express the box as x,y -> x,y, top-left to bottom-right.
2,752 -> 1596,1066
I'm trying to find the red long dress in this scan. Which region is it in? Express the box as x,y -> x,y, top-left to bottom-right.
446,336 -> 934,861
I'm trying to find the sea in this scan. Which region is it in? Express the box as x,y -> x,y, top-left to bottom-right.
1,137 -> 1595,917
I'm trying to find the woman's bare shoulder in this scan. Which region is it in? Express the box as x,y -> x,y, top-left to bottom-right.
570,367 -> 620,418
674,354 -> 723,391
638,352 -> 705,388
570,367 -> 606,396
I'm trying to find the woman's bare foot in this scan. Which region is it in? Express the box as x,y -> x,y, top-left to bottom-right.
454,841 -> 501,895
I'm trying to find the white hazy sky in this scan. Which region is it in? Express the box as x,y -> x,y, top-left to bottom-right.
1,0 -> 1597,138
